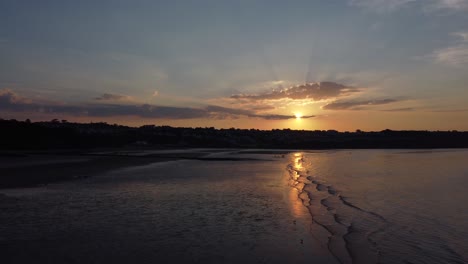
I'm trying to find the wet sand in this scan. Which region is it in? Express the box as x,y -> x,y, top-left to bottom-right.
287,149 -> 468,263
0,149 -> 273,188
0,154 -> 173,188
0,150 -> 338,264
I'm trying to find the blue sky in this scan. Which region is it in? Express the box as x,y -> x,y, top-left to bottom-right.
1,0 -> 468,130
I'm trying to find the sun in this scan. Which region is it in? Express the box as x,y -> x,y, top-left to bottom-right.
294,112 -> 303,119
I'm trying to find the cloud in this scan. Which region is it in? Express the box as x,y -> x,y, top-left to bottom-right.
432,46 -> 468,66
0,89 -> 309,120
231,82 -> 359,101
349,0 -> 468,12
0,89 -> 33,111
94,93 -> 133,102
381,107 -> 416,112
349,0 -> 417,12
85,104 -> 208,119
426,0 -> 468,11
250,114 -> 315,120
204,105 -> 253,116
430,32 -> 468,66
453,32 -> 468,41
431,108 -> 468,112
200,105 -> 314,120
0,89 -> 26,104
323,99 -> 399,110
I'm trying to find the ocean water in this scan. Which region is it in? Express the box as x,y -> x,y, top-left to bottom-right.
1,149 -> 467,264
287,149 -> 468,263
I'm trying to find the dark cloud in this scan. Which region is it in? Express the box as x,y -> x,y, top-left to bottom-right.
323,99 -> 399,110
250,114 -> 315,120
205,105 -> 252,116
0,89 -> 34,111
248,105 -> 276,111
95,93 -> 132,101
431,109 -> 468,113
0,89 -> 310,120
83,104 -> 209,119
381,107 -> 415,112
0,89 -> 27,105
231,82 -> 359,101
205,105 -> 314,120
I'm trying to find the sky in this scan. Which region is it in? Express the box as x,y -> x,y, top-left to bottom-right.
1,0 -> 468,131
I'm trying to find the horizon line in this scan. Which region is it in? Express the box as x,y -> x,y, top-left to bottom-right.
1,118 -> 467,133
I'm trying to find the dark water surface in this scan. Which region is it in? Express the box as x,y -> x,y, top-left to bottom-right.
1,149 -> 467,263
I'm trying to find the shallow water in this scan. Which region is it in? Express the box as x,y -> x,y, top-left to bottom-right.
0,154 -> 336,264
1,149 -> 467,264
287,149 -> 468,264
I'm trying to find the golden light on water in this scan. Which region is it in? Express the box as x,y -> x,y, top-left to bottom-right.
294,158 -> 303,171
287,152 -> 310,219
288,187 -> 306,218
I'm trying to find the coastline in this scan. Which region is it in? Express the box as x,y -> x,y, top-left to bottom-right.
2,148 -> 466,189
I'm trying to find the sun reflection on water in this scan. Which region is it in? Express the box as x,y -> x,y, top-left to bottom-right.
289,187 -> 306,218
287,152 -> 311,219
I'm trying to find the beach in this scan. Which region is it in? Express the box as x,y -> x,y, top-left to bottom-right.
1,149 -> 467,263
0,149 -> 338,264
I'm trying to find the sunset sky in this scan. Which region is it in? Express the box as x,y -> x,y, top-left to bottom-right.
1,0 -> 468,131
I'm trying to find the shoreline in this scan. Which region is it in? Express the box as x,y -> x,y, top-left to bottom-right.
2,148 -> 467,189
0,149 -> 292,189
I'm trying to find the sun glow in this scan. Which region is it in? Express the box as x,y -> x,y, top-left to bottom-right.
295,112 -> 303,119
